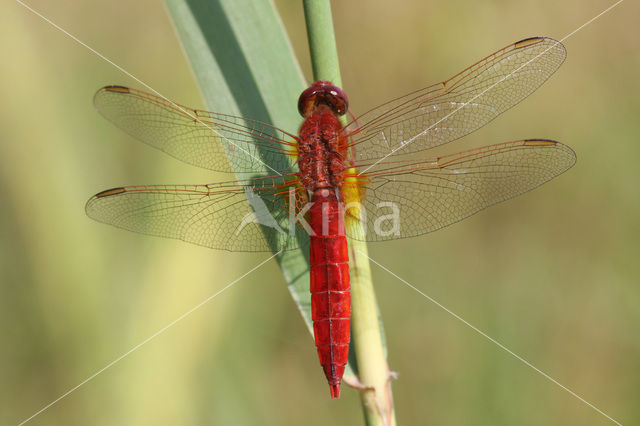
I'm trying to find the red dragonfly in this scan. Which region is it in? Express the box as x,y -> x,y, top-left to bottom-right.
86,37 -> 575,398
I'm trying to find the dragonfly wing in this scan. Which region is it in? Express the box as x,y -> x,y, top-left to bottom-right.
346,140 -> 576,242
86,177 -> 309,252
350,38 -> 566,164
93,86 -> 297,175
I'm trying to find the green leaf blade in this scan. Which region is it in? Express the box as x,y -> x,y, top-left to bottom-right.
164,0 -> 328,372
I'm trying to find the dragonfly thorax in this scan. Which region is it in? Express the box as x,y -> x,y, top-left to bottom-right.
298,109 -> 347,192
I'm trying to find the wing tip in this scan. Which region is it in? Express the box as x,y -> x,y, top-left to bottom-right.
93,85 -> 132,108
523,139 -> 577,168
86,187 -> 127,215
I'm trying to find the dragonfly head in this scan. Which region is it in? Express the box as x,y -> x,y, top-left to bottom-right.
298,81 -> 349,118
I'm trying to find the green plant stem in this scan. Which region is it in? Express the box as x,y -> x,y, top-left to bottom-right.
302,1 -> 396,425
302,0 -> 342,87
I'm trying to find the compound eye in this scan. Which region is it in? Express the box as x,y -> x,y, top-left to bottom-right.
297,89 -> 319,118
326,87 -> 348,116
298,81 -> 349,117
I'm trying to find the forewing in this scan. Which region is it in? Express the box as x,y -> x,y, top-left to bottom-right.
86,177 -> 310,252
350,38 -> 566,163
346,140 -> 576,242
93,86 -> 297,175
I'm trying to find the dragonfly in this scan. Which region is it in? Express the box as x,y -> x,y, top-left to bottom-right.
86,36 -> 576,398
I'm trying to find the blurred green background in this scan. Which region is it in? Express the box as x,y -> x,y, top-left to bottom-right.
1,0 -> 638,425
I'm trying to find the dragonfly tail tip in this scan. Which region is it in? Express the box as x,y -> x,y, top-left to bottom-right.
329,383 -> 341,399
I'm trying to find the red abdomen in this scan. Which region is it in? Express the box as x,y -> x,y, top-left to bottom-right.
309,188 -> 350,399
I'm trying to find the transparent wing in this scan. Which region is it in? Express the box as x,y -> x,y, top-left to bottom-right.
85,176 -> 310,252
93,86 -> 298,175
349,37 -> 566,164
346,139 -> 576,242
